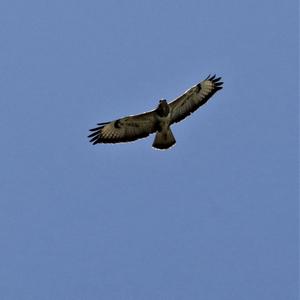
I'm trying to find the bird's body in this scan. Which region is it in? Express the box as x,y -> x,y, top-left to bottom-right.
88,75 -> 223,150
151,100 -> 175,149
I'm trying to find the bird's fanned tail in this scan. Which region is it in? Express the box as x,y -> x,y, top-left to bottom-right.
152,128 -> 176,150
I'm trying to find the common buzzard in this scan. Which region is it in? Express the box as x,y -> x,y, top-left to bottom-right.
88,75 -> 223,150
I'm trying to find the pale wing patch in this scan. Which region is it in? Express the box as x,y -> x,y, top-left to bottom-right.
88,112 -> 158,144
169,75 -> 223,124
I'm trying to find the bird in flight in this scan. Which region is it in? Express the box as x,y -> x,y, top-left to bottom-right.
88,75 -> 223,150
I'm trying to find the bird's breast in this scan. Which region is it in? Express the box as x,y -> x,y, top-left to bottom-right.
156,113 -> 171,131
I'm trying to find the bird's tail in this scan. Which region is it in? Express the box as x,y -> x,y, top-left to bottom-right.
152,128 -> 176,150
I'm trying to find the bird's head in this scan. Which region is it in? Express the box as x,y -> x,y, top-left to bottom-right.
156,99 -> 169,117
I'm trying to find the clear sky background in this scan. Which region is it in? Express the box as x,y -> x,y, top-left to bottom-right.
0,0 -> 298,299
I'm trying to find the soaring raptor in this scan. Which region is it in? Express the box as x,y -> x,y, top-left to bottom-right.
88,75 -> 223,150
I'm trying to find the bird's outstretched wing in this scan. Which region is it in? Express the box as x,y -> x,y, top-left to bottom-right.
169,75 -> 223,124
88,110 -> 158,145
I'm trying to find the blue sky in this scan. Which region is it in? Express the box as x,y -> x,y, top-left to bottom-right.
0,0 -> 298,299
